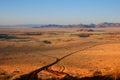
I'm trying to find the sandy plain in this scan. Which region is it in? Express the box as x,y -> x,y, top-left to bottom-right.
0,28 -> 120,80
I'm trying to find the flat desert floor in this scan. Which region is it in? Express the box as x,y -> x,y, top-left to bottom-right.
0,28 -> 120,80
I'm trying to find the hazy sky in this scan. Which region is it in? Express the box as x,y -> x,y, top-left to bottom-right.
0,0 -> 120,25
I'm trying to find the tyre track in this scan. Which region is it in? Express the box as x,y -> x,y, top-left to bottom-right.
15,41 -> 101,80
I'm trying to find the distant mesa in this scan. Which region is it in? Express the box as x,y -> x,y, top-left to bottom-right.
0,22 -> 120,28
97,22 -> 120,28
33,23 -> 120,28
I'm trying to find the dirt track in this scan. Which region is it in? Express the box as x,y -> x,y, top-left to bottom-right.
14,41 -> 103,80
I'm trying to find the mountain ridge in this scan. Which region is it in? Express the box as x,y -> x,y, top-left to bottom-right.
0,22 -> 120,28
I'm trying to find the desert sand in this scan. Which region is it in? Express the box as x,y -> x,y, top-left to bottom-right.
1,28 -> 120,80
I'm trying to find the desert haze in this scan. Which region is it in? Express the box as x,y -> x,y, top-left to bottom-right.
1,27 -> 120,80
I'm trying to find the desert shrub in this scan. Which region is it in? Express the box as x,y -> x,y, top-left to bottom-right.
87,29 -> 94,32
43,40 -> 52,44
25,32 -> 43,35
78,33 -> 90,37
93,71 -> 102,76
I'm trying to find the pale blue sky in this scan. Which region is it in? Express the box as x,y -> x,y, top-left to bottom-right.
0,0 -> 120,25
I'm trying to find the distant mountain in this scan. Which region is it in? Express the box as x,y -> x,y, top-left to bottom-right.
35,24 -> 85,28
32,23 -> 120,28
33,24 -> 96,28
0,24 -> 95,28
0,22 -> 120,28
0,25 -> 13,28
16,24 -> 42,27
0,24 -> 42,28
81,24 -> 96,28
97,22 -> 120,28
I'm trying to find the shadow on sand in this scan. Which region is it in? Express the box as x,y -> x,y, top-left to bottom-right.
15,75 -> 120,80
